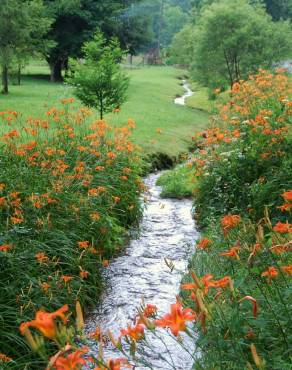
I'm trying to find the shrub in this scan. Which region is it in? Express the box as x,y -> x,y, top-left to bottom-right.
192,69 -> 292,225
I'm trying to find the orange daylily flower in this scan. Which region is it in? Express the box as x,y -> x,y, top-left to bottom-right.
35,252 -> 49,264
220,215 -> 241,235
41,282 -> 50,292
181,273 -> 229,295
0,244 -> 12,252
273,222 -> 292,234
185,273 -> 213,293
10,216 -> 24,224
155,301 -> 196,336
79,270 -> 89,279
281,190 -> 292,202
197,238 -> 212,250
20,305 -> 68,339
90,327 -> 101,341
95,165 -> 105,171
107,152 -> 117,159
219,246 -> 240,260
120,323 -> 144,341
0,197 -> 6,207
142,304 -> 157,318
0,353 -> 12,362
62,276 -> 73,284
102,259 -> 109,267
52,348 -> 87,370
277,203 -> 292,212
112,196 -> 120,204
208,276 -> 231,289
261,266 -> 278,280
77,241 -> 90,249
281,265 -> 292,275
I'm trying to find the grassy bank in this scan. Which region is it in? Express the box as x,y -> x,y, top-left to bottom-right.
0,61 -> 209,157
185,81 -> 229,113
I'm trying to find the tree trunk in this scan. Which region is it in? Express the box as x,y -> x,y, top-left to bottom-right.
100,99 -> 103,120
63,58 -> 69,79
50,60 -> 63,82
17,64 -> 21,85
2,65 -> 8,94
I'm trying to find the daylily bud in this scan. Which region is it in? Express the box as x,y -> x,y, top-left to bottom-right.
250,344 -> 265,369
76,301 -> 84,331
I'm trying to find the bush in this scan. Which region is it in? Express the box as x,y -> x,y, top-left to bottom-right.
0,100 -> 143,368
192,69 -> 292,225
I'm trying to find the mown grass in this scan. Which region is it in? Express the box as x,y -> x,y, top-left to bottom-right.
0,61 -> 210,157
186,81 -> 229,113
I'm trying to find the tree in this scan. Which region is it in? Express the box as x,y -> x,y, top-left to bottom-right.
170,24 -> 196,66
68,32 -> 129,119
0,0 -> 51,94
161,5 -> 189,47
191,0 -> 292,90
44,0 -> 144,81
114,3 -> 154,59
261,0 -> 292,20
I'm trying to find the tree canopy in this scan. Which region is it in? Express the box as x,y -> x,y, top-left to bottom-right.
0,0 -> 52,93
172,0 -> 292,90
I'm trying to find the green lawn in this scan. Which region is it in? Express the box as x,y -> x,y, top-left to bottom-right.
185,82 -> 229,113
0,61 -> 210,156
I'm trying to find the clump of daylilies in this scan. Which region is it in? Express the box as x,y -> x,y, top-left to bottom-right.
184,69 -> 292,369
19,299 -> 197,369
0,100 -> 143,367
20,190 -> 292,369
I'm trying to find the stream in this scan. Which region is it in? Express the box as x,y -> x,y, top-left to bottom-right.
85,172 -> 199,369
174,80 -> 194,106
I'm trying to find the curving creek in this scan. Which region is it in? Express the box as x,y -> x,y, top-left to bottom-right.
86,84 -> 198,369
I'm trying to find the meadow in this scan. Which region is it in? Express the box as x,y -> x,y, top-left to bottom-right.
0,61 -> 209,157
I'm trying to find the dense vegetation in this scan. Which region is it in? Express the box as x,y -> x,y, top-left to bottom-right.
0,0 -> 291,369
18,69 -> 292,370
0,102 -> 143,368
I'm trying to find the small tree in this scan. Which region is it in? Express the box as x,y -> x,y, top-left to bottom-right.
69,32 -> 129,119
191,0 -> 292,90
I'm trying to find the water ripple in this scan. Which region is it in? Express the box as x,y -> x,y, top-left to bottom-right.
85,172 -> 199,369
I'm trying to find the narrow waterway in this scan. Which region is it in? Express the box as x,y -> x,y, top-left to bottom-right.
86,172 -> 199,369
174,80 -> 194,106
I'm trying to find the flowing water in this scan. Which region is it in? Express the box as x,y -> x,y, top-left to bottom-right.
86,172 -> 199,369
174,80 -> 194,106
